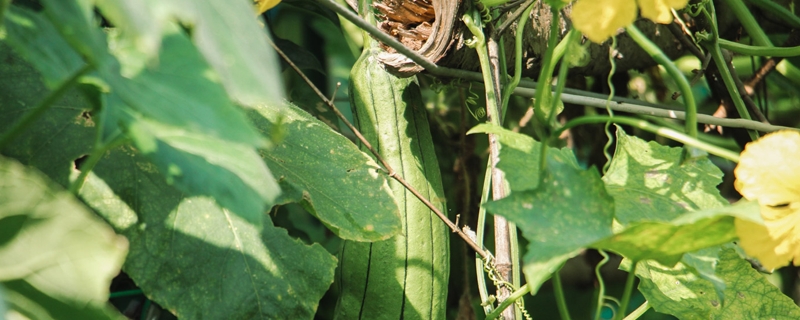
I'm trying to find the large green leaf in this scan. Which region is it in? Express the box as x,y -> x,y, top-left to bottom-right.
634,248 -> 800,319
477,124 -> 614,293
603,126 -> 733,297
79,147 -> 337,319
38,0 -> 111,68
0,43 -> 95,187
249,102 -> 401,241
593,201 -> 762,265
1,6 -> 84,88
0,156 -> 127,320
602,125 -> 728,224
3,6 -> 282,223
92,0 -> 284,107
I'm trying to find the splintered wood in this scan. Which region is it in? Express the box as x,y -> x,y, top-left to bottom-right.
375,0 -> 435,51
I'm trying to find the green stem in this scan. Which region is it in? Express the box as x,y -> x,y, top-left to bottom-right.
533,6 -> 563,127
553,271 -> 572,320
622,301 -> 651,320
719,39 -> 800,57
625,25 -> 697,139
745,0 -> 800,28
503,84 -> 794,132
551,30 -> 580,122
68,134 -> 128,194
556,116 -> 741,162
509,222 -> 522,319
724,0 -> 772,46
500,3 -> 535,113
592,250 -> 610,320
643,115 -> 741,150
464,14 -> 500,124
614,262 -> 638,320
466,11 -> 516,319
0,64 -> 92,150
485,284 -> 531,320
476,161 -> 494,315
109,289 -> 144,299
697,3 -> 759,141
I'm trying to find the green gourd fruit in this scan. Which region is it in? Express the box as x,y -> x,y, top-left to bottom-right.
334,46 -> 449,320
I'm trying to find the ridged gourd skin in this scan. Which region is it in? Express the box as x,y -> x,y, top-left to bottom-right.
334,49 -> 449,320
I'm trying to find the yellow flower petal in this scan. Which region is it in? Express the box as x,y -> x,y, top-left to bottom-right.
734,130 -> 800,270
735,131 -> 800,206
637,0 -> 688,24
255,0 -> 281,14
571,0 -> 637,44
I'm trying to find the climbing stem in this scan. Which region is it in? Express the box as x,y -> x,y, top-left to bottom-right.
553,271 -> 572,320
485,284 -> 531,320
557,116 -> 741,162
719,39 -> 800,57
623,301 -> 651,320
533,6 -> 563,127
625,25 -> 698,139
694,3 -> 760,141
614,262 -> 638,320
593,250 -> 610,320
500,3 -> 535,113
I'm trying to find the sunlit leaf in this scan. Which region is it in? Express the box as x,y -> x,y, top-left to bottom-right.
249,102 -> 401,241
593,201 -> 762,265
2,6 -> 84,88
633,248 -> 800,319
603,126 -> 732,299
734,130 -> 800,270
603,125 -> 728,224
0,156 -> 128,320
79,147 -> 336,319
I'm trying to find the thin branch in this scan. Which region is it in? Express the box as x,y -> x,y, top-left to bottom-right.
504,85 -> 796,132
266,35 -> 490,259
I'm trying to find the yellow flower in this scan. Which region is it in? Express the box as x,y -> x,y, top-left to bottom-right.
571,0 -> 688,43
638,0 -> 689,24
255,0 -> 281,14
734,130 -> 800,270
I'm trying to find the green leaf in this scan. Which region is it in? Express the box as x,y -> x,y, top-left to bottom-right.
0,43 -> 95,187
593,201 -> 762,265
3,20 -> 279,225
2,6 -> 85,88
93,0 -> 284,107
118,110 -> 280,224
634,248 -> 800,319
249,102 -> 402,241
481,125 -> 614,293
79,146 -> 337,319
603,125 -> 728,224
0,156 -> 128,320
467,123 -> 580,192
603,126 -> 734,299
38,0 -> 111,67
106,27 -> 266,147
